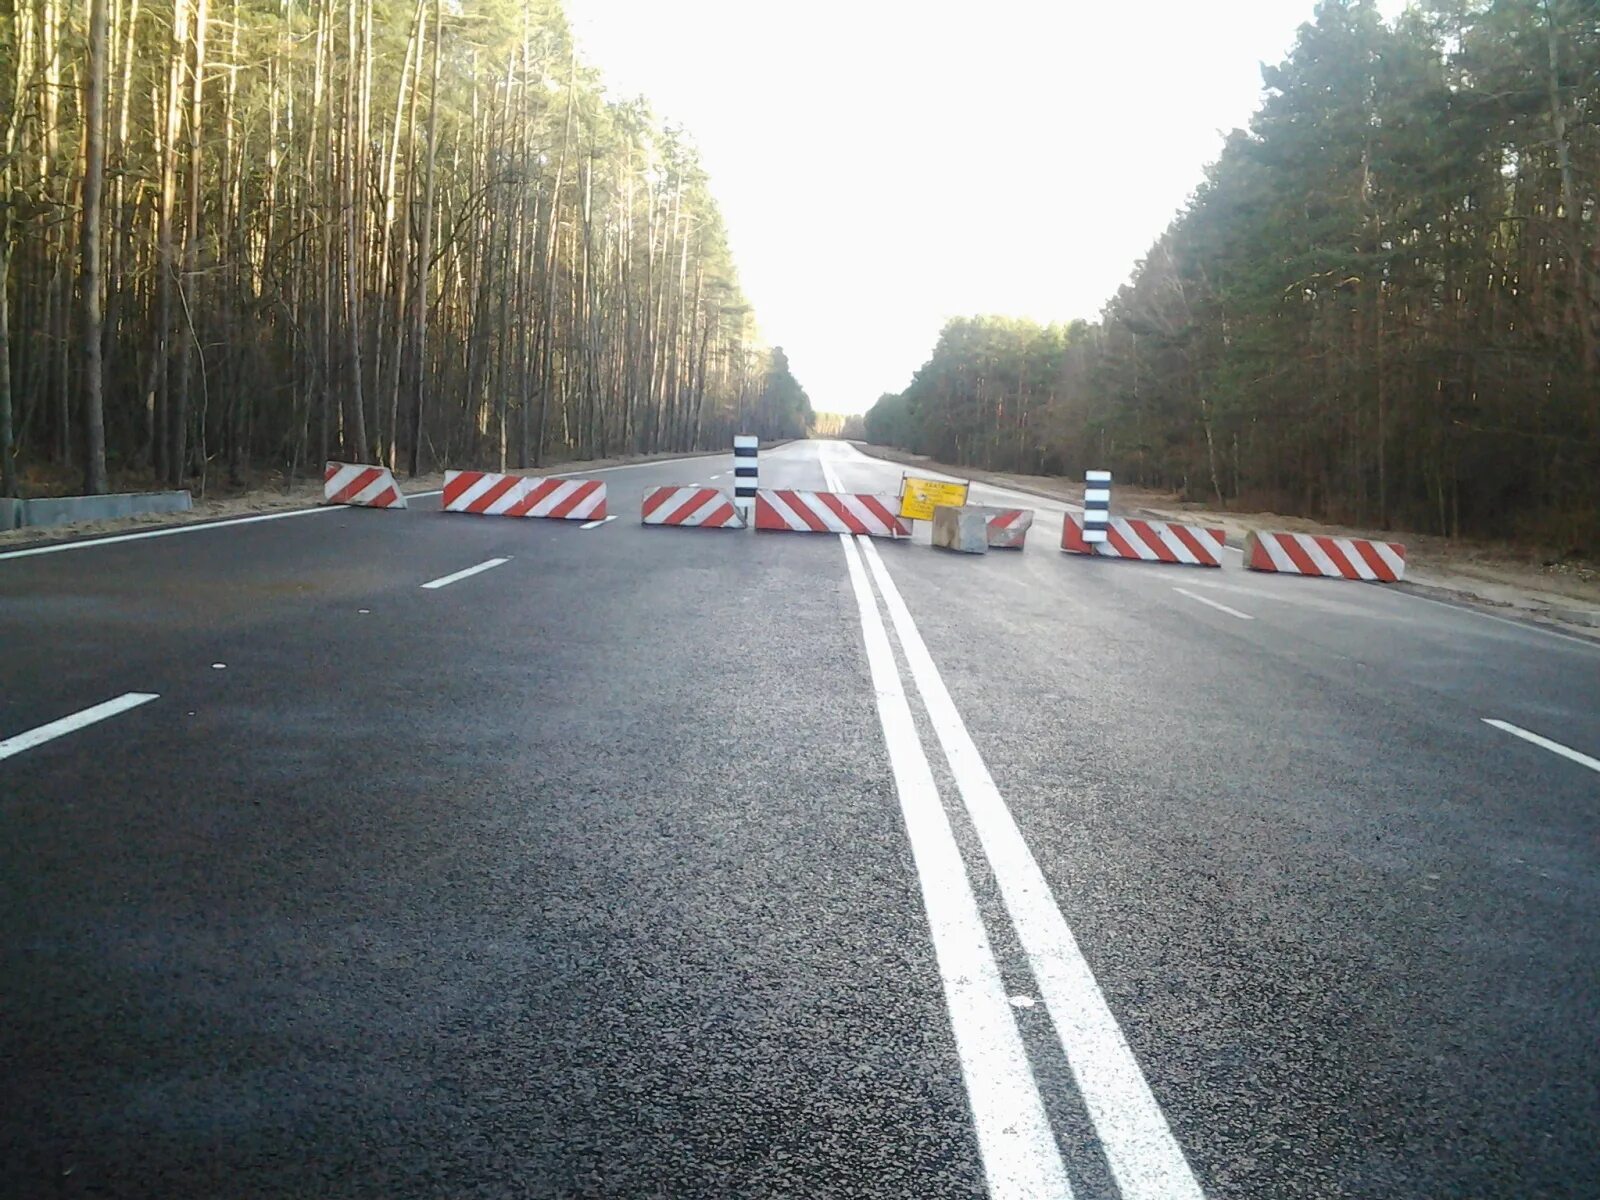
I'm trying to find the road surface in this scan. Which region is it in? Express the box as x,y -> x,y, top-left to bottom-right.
3,439 -> 1597,1198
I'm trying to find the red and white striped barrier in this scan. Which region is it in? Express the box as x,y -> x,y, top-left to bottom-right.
1244,530 -> 1406,582
323,461 -> 407,509
985,509 -> 1033,549
1061,512 -> 1225,567
641,486 -> 745,529
755,489 -> 908,538
442,469 -> 606,520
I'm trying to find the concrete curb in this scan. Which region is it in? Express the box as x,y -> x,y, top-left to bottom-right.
15,490 -> 192,529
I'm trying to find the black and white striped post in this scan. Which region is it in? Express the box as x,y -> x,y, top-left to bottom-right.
733,434 -> 758,522
1083,469 -> 1111,544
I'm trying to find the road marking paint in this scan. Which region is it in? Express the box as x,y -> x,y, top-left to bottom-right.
0,692 -> 160,762
579,515 -> 618,530
857,535 -> 1205,1200
1173,587 -> 1254,621
420,557 -> 510,590
1397,590 -> 1600,651
1483,719 -> 1600,774
0,505 -> 339,561
838,532 -> 1074,1199
0,455 -> 731,563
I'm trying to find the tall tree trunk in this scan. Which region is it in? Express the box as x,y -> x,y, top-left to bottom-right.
407,0 -> 440,477
79,0 -> 109,494
0,0 -> 19,499
340,0 -> 369,460
170,0 -> 208,486
153,0 -> 188,482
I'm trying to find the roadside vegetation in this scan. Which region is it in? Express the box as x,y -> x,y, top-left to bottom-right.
867,0 -> 1598,552
0,0 -> 813,502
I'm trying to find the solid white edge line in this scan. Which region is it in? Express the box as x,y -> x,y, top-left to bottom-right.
0,692 -> 161,762
1396,590 -> 1600,651
1482,719 -> 1600,774
838,532 -> 1074,1200
1217,527 -> 1595,652
419,556 -> 511,590
579,515 -> 619,530
0,505 -> 340,561
856,535 -> 1205,1200
0,453 -> 736,563
1173,587 -> 1254,621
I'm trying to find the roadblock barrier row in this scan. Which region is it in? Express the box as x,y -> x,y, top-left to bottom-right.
442,469 -> 606,520
641,486 -> 745,528
755,489 -> 909,538
1244,530 -> 1406,582
324,461 -> 407,509
985,508 -> 1032,549
1061,512 -> 1225,567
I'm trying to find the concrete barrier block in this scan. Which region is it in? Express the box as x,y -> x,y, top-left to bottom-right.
0,498 -> 20,531
932,505 -> 990,554
980,507 -> 1033,549
19,490 -> 192,529
1245,529 -> 1406,582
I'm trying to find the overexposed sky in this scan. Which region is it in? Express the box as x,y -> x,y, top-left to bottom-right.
566,0 -> 1407,413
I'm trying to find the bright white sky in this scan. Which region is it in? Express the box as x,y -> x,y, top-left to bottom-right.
565,0 -> 1407,413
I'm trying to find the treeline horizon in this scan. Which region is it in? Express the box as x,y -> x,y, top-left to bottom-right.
867,0 -> 1598,550
0,0 -> 813,501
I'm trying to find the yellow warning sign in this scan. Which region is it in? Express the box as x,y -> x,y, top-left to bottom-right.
898,475 -> 971,521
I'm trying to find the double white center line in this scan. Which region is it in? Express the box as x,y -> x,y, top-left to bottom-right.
839,533 -> 1073,1196
827,457 -> 1201,1196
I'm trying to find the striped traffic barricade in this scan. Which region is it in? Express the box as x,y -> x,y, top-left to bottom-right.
1244,530 -> 1406,582
641,486 -> 745,529
1061,513 -> 1225,567
442,470 -> 606,520
323,461 -> 407,509
754,489 -> 908,538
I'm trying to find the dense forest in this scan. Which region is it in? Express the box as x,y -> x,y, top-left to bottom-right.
867,0 -> 1599,548
0,0 -> 812,500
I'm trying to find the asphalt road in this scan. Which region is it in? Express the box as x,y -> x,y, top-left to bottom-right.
2,439 -> 1596,1199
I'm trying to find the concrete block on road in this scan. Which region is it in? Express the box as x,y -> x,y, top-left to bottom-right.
755,489 -> 908,538
641,485 -> 745,528
18,490 -> 192,530
324,461 -> 407,509
932,505 -> 990,554
0,498 -> 20,530
1062,512 -> 1226,566
1245,529 -> 1406,582
442,469 -> 605,520
981,507 -> 1033,549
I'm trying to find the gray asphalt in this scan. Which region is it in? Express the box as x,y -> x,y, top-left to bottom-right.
2,439 -> 1596,1198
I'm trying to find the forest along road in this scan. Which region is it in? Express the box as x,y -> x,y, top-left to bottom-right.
2,438 -> 1598,1200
